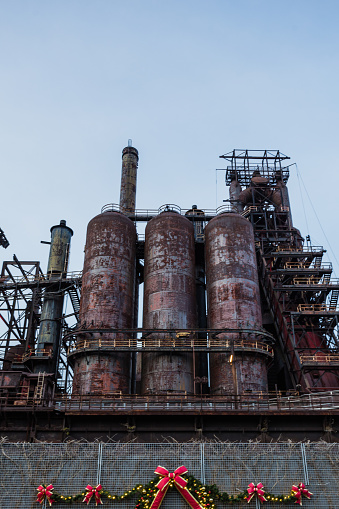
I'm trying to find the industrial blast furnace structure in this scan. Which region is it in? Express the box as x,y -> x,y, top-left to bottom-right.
1,145 -> 339,443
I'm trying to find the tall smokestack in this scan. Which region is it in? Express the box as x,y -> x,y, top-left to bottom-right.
35,220 -> 73,375
119,140 -> 139,214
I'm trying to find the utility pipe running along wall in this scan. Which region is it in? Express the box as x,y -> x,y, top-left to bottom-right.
35,220 -> 73,375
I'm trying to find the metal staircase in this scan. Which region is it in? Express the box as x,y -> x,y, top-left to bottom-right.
258,251 -> 302,388
314,256 -> 323,268
329,290 -> 339,310
67,286 -> 81,321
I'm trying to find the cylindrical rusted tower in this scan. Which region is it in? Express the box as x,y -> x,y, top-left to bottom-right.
205,212 -> 268,394
141,210 -> 197,395
35,220 -> 73,375
119,142 -> 139,214
70,211 -> 136,395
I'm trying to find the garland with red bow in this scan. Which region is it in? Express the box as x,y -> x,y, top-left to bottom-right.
291,483 -> 313,506
149,466 -> 203,509
36,468 -> 313,505
246,483 -> 267,503
37,484 -> 54,506
83,484 -> 103,506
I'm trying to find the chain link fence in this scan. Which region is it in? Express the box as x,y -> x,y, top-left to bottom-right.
0,442 -> 337,508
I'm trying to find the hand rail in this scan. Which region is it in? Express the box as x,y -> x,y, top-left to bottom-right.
296,304 -> 334,312
300,354 -> 339,364
284,262 -> 332,270
0,271 -> 82,285
67,338 -> 274,355
275,245 -> 324,253
2,390 -> 339,413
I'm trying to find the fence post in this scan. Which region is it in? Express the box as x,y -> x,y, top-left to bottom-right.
97,443 -> 103,485
301,443 -> 309,485
200,443 -> 205,484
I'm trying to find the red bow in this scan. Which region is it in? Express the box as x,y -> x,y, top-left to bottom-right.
83,484 -> 103,506
246,482 -> 267,503
150,466 -> 203,509
291,483 -> 313,505
37,484 -> 54,506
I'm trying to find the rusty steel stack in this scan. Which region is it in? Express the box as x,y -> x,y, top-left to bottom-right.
70,146 -> 274,398
141,210 -> 197,395
71,144 -> 138,395
34,220 -> 73,375
71,211 -> 136,395
205,212 -> 269,394
120,141 -> 139,214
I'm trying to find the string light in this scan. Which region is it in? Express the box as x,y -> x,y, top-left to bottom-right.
36,475 -> 312,506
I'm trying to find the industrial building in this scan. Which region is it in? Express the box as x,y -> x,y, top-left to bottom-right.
0,145 -> 338,507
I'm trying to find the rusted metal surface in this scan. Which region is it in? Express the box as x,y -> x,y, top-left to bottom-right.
119,145 -> 139,214
35,221 -> 73,375
205,212 -> 268,394
3,345 -> 25,370
185,206 -> 208,385
47,220 -> 73,277
185,205 -> 205,241
141,211 -> 197,395
72,211 -> 136,395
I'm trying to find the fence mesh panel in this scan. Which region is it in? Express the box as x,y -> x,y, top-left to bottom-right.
205,443 -> 304,509
0,442 -> 336,508
305,443 -> 339,508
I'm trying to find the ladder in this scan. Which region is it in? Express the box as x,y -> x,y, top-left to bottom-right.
68,286 -> 81,321
314,256 -> 323,268
34,373 -> 45,401
323,273 -> 331,284
329,290 -> 339,310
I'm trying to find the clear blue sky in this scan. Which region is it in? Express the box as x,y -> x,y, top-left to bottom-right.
0,0 -> 338,276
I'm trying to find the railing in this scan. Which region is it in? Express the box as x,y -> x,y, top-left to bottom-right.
2,390 -> 339,413
158,204 -> 182,214
284,261 -> 332,270
275,245 -> 324,253
100,203 -> 234,218
51,390 -> 339,413
241,205 -> 290,217
0,271 -> 82,285
296,304 -> 336,313
292,277 -> 339,285
0,393 -> 55,408
241,206 -> 260,216
300,354 -> 339,364
67,338 -> 274,356
20,349 -> 52,362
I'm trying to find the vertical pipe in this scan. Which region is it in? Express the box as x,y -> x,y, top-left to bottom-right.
119,142 -> 139,214
274,171 -> 293,229
229,173 -> 243,213
35,220 -> 73,374
185,206 -> 208,387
